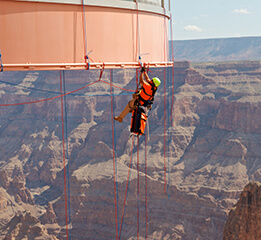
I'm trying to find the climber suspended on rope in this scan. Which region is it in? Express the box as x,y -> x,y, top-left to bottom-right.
114,66 -> 161,134
114,67 -> 161,123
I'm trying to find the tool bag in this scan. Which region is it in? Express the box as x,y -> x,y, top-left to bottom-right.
130,106 -> 147,135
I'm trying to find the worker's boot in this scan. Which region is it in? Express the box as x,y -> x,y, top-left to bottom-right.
114,116 -> 123,123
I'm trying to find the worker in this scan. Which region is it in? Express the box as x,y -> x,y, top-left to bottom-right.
114,67 -> 161,123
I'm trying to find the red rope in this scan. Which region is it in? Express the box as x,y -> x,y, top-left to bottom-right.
170,13 -> 175,126
99,80 -> 136,93
137,135 -> 140,240
81,0 -> 89,70
110,69 -> 119,240
136,69 -> 140,240
136,68 -> 139,90
145,127 -> 148,239
135,1 -> 140,62
0,80 -> 99,107
0,65 -> 104,107
98,63 -> 105,81
60,71 -> 69,240
163,67 -> 167,194
119,135 -> 135,238
0,66 -> 135,107
163,7 -> 167,62
163,7 -> 168,194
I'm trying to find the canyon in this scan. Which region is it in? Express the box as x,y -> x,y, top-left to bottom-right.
0,60 -> 260,239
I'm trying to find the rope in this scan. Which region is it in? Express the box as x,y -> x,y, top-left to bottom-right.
166,67 -> 171,199
135,69 -> 140,240
81,0 -> 90,70
136,135 -> 140,240
62,71 -> 72,239
98,63 -> 105,81
99,79 -> 136,93
145,125 -> 148,239
119,135 -> 135,240
163,7 -> 167,62
135,1 -> 141,62
110,69 -> 119,240
0,65 -> 105,107
163,67 -> 167,194
60,71 -> 69,240
170,13 -> 175,127
119,70 -> 140,239
0,80 -> 100,107
136,68 -> 139,90
0,79 -> 134,96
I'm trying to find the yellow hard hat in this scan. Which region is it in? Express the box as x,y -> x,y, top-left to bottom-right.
152,77 -> 161,87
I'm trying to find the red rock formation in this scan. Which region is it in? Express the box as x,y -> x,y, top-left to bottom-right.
223,182 -> 261,240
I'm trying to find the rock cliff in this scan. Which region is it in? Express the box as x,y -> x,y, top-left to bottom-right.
223,182 -> 261,240
0,61 -> 260,239
3,211 -> 58,240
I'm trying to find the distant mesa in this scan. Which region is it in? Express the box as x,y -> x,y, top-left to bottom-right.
172,36 -> 261,62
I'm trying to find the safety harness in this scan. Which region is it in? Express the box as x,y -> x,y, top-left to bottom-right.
137,81 -> 157,107
130,82 -> 157,135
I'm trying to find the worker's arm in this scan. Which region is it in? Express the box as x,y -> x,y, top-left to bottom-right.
139,68 -> 151,86
144,72 -> 151,83
139,72 -> 144,86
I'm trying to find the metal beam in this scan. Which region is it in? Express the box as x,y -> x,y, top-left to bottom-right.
3,61 -> 173,71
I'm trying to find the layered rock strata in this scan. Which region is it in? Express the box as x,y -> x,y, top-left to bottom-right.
0,61 -> 260,239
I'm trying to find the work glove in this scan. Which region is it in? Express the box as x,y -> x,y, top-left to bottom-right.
141,66 -> 146,73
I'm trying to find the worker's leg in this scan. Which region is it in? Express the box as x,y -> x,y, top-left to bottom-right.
118,99 -> 136,119
114,94 -> 137,122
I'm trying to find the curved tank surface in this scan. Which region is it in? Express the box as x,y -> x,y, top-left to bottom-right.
0,0 -> 172,71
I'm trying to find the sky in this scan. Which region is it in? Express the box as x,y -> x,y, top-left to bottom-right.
169,0 -> 261,40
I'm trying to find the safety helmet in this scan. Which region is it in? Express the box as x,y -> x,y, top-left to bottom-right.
152,77 -> 161,87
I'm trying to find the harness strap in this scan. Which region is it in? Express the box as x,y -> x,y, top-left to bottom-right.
139,84 -> 157,105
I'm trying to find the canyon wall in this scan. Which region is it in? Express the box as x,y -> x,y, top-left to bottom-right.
0,60 -> 260,239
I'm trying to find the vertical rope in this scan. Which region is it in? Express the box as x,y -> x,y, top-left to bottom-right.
136,135 -> 140,240
135,1 -> 141,61
136,69 -> 139,89
119,135 -> 135,240
145,126 -> 148,239
170,13 -> 175,126
60,71 -> 69,240
81,0 -> 87,57
163,7 -> 167,62
163,67 -> 167,194
166,67 -> 171,199
110,69 -> 119,240
81,0 -> 90,69
62,71 -> 72,239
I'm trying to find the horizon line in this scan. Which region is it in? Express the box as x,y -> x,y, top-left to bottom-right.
170,36 -> 261,41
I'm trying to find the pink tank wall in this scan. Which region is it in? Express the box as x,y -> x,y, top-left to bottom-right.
0,0 -> 171,71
